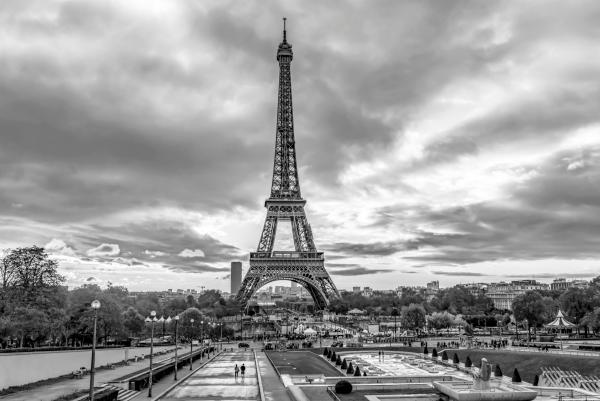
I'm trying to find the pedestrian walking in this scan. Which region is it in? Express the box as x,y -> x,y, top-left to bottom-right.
241,363 -> 246,377
234,364 -> 239,378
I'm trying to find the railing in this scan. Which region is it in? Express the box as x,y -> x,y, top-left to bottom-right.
506,347 -> 600,357
250,251 -> 324,259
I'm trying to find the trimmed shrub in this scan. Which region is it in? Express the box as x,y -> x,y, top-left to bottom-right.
512,368 -> 522,383
354,366 -> 361,376
335,380 -> 353,394
347,362 -> 354,374
494,364 -> 503,377
341,359 -> 348,369
533,374 -> 539,386
442,351 -> 448,361
336,355 -> 342,365
424,345 -> 429,355
327,349 -> 333,359
453,353 -> 459,364
331,351 -> 337,362
323,348 -> 329,356
465,356 -> 472,368
363,371 -> 367,376
432,348 -> 438,358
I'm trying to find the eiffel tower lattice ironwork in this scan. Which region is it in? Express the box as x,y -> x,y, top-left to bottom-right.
236,19 -> 340,310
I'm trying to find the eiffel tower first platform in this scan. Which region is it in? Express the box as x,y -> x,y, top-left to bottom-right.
236,19 -> 340,310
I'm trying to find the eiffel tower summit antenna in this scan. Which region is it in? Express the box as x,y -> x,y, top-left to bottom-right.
236,19 -> 340,310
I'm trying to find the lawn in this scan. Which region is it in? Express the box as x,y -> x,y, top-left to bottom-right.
266,351 -> 342,376
452,349 -> 600,383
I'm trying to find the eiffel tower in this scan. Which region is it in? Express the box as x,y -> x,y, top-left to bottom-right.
237,19 -> 339,310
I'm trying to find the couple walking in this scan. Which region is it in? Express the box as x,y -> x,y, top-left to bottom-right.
234,363 -> 246,378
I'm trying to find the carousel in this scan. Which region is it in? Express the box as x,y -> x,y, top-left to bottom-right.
545,309 -> 576,347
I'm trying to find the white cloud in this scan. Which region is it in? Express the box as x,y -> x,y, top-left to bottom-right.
178,248 -> 205,258
87,243 -> 120,257
144,250 -> 168,258
44,238 -> 76,256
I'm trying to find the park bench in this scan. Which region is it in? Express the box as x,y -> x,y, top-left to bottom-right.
72,370 -> 83,379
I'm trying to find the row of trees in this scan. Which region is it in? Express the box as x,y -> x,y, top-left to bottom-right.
512,282 -> 600,336
328,286 -> 494,317
0,247 -> 237,348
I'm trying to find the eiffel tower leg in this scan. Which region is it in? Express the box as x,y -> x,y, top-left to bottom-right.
257,216 -> 277,253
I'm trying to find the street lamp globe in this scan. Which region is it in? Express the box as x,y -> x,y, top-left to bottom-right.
190,318 -> 195,323
91,300 -> 101,309
174,315 -> 180,321
150,310 -> 157,317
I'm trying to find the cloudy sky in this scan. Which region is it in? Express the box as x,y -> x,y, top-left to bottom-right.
1,0 -> 600,292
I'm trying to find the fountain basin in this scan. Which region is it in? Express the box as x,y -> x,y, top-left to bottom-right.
434,381 -> 538,401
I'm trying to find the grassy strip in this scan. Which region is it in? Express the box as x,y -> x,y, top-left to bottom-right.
452,349 -> 600,383
0,359 -> 129,396
52,389 -> 88,401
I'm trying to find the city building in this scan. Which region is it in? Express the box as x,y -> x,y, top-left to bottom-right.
230,261 -> 242,295
551,278 -> 589,291
426,281 -> 440,292
487,280 -> 549,310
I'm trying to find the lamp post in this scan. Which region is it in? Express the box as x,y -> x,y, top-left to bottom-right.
189,318 -> 194,370
200,320 -> 204,358
89,300 -> 101,401
173,316 -> 179,380
146,310 -> 157,397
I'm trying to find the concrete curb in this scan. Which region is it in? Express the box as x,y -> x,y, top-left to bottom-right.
253,349 -> 266,401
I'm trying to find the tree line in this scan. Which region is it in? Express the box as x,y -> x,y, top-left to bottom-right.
0,246 -> 238,348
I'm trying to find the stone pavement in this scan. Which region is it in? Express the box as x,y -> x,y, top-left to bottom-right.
158,351 -> 259,401
0,347 -> 184,401
255,352 -> 292,401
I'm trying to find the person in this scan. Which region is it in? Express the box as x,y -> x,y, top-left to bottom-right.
234,364 -> 239,378
241,363 -> 246,377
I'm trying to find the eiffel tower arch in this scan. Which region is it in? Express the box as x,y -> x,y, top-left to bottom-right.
236,19 -> 340,310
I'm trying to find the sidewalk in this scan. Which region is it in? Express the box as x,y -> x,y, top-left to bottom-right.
255,352 -> 292,401
0,348 -> 183,401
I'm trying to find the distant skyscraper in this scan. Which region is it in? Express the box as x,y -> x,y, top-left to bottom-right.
231,262 -> 242,294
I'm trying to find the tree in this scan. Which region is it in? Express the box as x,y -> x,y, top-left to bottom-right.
3,247 -> 63,297
512,291 -> 547,338
494,364 -> 503,377
179,307 -> 203,339
560,288 -> 594,332
512,368 -> 522,383
581,307 -> 600,335
122,307 -> 145,337
401,304 -> 426,331
465,356 -> 472,368
427,312 -> 455,331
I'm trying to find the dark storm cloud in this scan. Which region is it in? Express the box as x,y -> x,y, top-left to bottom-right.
401,149 -> 600,265
326,262 -> 393,276
40,216 -> 246,274
323,241 -> 406,256
432,271 -> 487,277
506,272 -> 597,279
327,147 -> 600,267
330,267 -> 393,276
2,0 -> 600,284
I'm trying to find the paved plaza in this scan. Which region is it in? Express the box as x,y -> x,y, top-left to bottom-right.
159,351 -> 259,401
